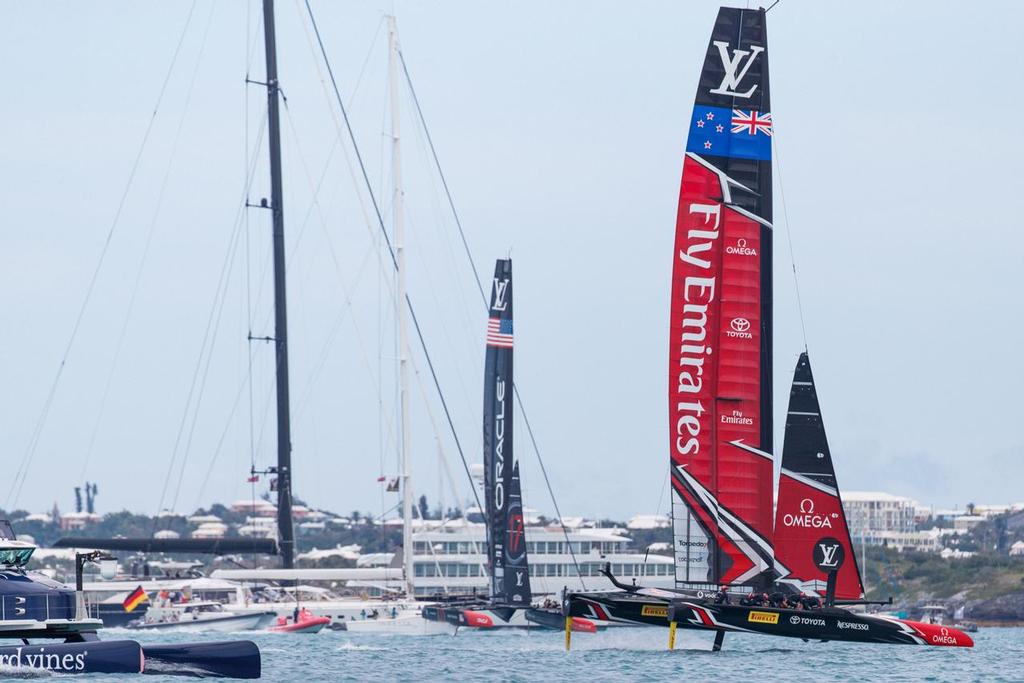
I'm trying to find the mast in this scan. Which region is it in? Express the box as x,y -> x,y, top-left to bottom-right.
388,15 -> 414,598
261,0 -> 295,569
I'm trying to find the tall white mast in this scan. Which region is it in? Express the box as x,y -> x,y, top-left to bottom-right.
388,15 -> 415,598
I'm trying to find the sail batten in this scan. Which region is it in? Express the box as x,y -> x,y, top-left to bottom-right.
669,7 -> 774,588
482,259 -> 531,605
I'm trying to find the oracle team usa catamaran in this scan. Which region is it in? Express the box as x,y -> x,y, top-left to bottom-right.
422,260 -> 600,633
563,5 -> 972,650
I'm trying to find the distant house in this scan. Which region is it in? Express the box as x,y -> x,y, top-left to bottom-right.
953,515 -> 986,531
22,512 -> 55,525
59,511 -> 100,531
187,514 -> 224,525
627,514 -> 671,530
191,522 -> 228,539
230,500 -> 277,517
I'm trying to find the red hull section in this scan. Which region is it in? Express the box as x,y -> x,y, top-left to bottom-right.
267,611 -> 330,634
462,610 -> 494,628
570,617 -> 597,633
898,620 -> 974,647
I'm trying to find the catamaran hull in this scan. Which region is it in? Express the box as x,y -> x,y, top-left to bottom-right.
421,605 -> 601,632
0,640 -> 142,675
128,612 -> 274,632
141,640 -> 261,678
567,592 -> 973,647
0,639 -> 261,677
345,611 -> 453,635
423,605 -> 531,629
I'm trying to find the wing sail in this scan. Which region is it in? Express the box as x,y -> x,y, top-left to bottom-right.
670,7 -> 775,588
482,259 -> 530,604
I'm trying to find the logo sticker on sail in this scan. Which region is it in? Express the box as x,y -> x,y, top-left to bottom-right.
709,41 -> 764,99
640,605 -> 669,618
720,409 -> 753,426
726,238 -> 757,256
747,611 -> 779,625
812,537 -> 846,572
491,278 -> 509,311
726,317 -> 753,339
782,499 -> 838,528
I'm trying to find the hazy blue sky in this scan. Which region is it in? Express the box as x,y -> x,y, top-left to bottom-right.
2,1 -> 1021,522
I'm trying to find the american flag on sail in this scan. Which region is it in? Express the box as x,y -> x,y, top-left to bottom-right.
486,317 -> 513,348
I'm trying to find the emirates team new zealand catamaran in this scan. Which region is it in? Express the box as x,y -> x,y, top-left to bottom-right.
563,6 -> 972,650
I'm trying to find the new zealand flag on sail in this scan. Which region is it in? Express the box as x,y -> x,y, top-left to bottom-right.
685,105 -> 772,160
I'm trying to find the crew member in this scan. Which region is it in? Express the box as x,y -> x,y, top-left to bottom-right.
800,593 -> 822,610
714,586 -> 731,605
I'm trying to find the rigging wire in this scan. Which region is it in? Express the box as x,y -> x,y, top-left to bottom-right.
78,0 -> 218,483
245,0 -> 259,518
7,0 -> 201,509
301,0 -> 484,519
396,48 -> 587,587
153,116 -> 268,521
772,130 -> 809,353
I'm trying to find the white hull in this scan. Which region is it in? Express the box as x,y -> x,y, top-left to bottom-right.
344,612 -> 453,635
130,611 -> 273,632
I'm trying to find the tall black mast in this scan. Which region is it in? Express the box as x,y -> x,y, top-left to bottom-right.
261,0 -> 294,569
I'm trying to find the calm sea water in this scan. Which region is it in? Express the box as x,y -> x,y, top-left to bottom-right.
88,625 -> 1020,681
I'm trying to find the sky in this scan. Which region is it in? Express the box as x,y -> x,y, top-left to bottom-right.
1,1 -> 1021,523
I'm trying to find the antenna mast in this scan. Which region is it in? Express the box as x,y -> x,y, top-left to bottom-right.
388,15 -> 415,597
261,0 -> 295,569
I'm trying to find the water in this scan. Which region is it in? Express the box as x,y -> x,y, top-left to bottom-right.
58,626 -> 1024,681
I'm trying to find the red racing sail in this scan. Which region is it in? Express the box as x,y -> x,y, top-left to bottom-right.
670,7 -> 775,588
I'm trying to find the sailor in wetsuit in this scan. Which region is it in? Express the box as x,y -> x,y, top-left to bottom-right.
714,586 -> 731,605
768,591 -> 787,608
800,593 -> 822,610
784,593 -> 803,609
740,591 -> 766,607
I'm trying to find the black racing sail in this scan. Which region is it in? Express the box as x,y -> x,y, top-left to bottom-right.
773,353 -> 863,599
482,258 -> 531,605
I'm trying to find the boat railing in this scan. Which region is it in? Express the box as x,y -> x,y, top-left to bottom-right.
1,592 -> 74,622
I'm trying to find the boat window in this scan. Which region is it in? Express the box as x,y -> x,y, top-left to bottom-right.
0,547 -> 34,566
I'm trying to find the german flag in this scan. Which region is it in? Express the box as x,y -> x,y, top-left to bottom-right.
122,585 -> 148,613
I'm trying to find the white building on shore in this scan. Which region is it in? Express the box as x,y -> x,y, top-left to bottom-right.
842,491 -> 917,538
